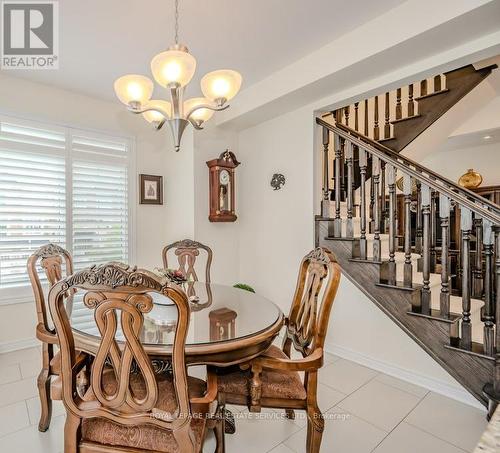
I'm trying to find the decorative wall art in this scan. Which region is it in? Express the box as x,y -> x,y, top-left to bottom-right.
139,174 -> 163,205
270,173 -> 286,190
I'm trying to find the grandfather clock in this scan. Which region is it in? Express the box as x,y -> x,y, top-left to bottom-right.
206,150 -> 240,222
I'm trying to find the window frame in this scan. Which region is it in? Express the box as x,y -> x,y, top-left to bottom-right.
0,113 -> 136,306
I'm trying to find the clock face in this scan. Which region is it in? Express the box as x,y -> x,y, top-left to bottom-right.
219,169 -> 230,185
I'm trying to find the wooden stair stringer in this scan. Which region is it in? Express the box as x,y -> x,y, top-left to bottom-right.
378,64 -> 497,152
320,232 -> 492,407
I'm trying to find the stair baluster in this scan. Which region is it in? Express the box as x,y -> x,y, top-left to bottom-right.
439,194 -> 451,318
483,220 -> 494,356
333,135 -> 342,238
384,92 -> 391,139
358,149 -> 368,260
420,79 -> 427,96
364,99 -> 369,136
415,182 -> 423,254
408,84 -> 415,117
387,164 -> 397,284
403,173 -> 413,287
430,192 -> 437,272
460,207 -> 473,350
380,162 -> 386,233
473,217 -> 484,298
396,88 -> 402,120
354,102 -> 359,131
420,184 -> 432,314
346,141 -> 354,238
322,127 -> 330,218
372,156 -> 381,261
373,96 -> 380,140
434,74 -> 442,92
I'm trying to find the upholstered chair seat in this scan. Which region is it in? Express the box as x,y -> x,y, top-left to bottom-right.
217,345 -> 307,401
82,370 -> 208,452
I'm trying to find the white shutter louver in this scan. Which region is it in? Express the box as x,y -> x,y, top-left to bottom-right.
0,121 -> 66,288
72,134 -> 129,270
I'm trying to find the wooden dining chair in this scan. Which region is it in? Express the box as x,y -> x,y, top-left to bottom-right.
214,247 -> 341,453
27,243 -> 74,432
162,239 -> 213,283
48,262 -> 220,453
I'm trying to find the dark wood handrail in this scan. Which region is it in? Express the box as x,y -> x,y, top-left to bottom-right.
316,117 -> 500,225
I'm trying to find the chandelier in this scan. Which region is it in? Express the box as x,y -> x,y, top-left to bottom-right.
113,0 -> 242,152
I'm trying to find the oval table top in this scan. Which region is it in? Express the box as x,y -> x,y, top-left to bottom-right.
69,282 -> 284,367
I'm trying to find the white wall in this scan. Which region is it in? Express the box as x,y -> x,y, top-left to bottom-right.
0,74 -> 195,349
421,142 -> 500,186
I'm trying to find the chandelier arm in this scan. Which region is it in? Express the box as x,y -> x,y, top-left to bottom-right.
127,104 -> 171,119
187,117 -> 204,130
185,103 -> 230,121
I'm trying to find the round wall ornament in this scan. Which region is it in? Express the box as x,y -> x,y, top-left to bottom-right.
270,173 -> 286,190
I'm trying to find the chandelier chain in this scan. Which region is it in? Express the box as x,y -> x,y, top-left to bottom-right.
174,0 -> 179,44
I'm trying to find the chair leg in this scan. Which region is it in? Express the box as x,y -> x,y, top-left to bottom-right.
37,367 -> 52,432
306,405 -> 324,453
64,412 -> 81,453
214,410 -> 226,453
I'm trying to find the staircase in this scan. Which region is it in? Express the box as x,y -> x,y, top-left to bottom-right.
331,64 -> 497,153
315,107 -> 500,418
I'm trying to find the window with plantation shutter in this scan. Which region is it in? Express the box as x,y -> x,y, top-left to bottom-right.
0,115 -> 134,300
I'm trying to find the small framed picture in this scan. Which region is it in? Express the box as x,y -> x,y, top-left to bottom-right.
139,174 -> 163,205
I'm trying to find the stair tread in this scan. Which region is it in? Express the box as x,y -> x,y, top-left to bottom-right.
390,114 -> 422,125
414,88 -> 449,101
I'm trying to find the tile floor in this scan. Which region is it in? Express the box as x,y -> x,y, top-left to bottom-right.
0,347 -> 488,453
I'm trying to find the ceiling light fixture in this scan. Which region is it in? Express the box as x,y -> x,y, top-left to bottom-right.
113,0 -> 242,151
483,135 -> 492,140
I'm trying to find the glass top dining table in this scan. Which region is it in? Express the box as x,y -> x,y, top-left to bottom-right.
68,281 -> 284,366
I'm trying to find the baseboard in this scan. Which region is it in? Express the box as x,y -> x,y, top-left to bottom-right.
325,341 -> 485,411
0,337 -> 38,354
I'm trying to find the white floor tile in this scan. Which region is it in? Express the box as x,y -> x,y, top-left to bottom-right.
0,363 -> 21,385
19,358 -> 42,379
0,347 -> 40,368
25,396 -> 66,426
373,422 -> 467,453
374,373 -> 429,398
319,358 -> 378,394
324,352 -> 341,364
226,408 -> 302,453
268,444 -> 295,453
338,379 -> 422,431
0,414 -> 65,453
405,392 -> 487,452
0,401 -> 30,438
284,407 -> 387,453
0,377 -> 38,408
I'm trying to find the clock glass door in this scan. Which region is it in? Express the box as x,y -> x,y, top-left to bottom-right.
219,169 -> 231,212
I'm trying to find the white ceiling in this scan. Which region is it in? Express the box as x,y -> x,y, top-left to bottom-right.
4,0 -> 405,102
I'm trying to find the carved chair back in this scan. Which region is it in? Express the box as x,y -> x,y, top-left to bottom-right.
284,247 -> 341,358
28,243 -> 74,340
162,239 -> 213,283
48,263 -> 194,439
